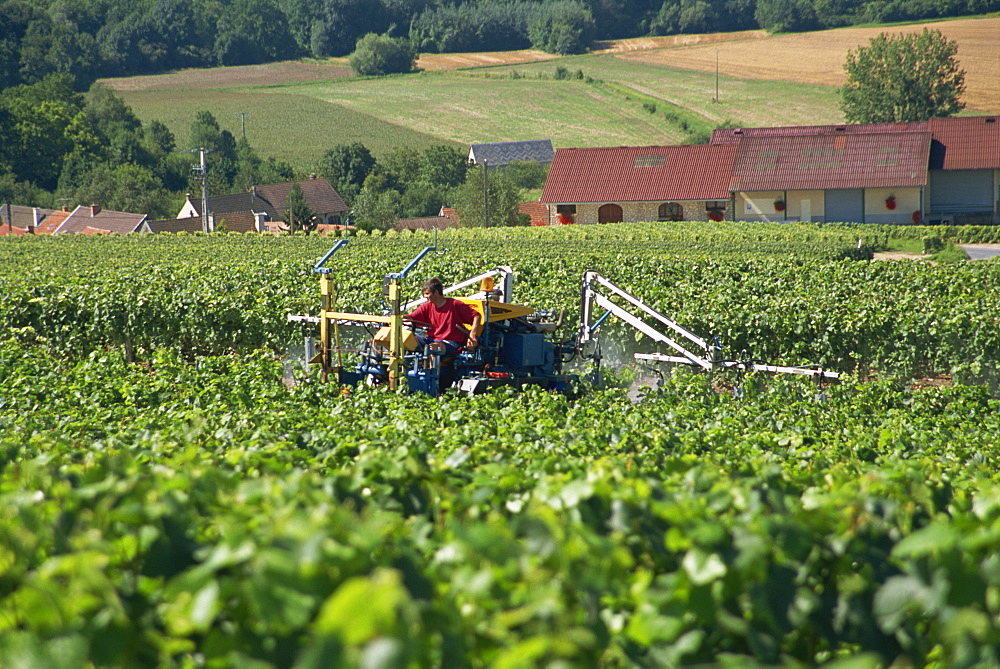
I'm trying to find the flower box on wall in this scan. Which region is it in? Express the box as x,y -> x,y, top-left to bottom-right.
774,200 -> 786,212
885,196 -> 897,211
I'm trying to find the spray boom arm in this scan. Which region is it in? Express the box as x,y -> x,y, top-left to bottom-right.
579,270 -> 838,381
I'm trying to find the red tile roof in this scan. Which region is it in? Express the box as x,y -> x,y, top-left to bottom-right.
730,132 -> 931,192
314,223 -> 354,235
518,201 -> 550,226
928,116 -> 1000,170
541,144 -> 737,204
0,225 -> 28,236
79,226 -> 112,235
35,210 -> 71,235
712,122 -> 927,144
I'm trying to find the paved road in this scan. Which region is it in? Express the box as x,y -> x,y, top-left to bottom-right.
961,244 -> 1000,260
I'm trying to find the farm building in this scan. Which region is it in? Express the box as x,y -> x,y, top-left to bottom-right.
544,116 -> 1000,225
469,140 -> 555,169
540,144 -> 737,224
177,176 -> 348,230
727,131 -> 930,224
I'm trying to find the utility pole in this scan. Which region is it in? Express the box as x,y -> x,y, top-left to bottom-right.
235,112 -> 249,140
187,148 -> 213,233
482,159 -> 490,228
5,201 -> 11,236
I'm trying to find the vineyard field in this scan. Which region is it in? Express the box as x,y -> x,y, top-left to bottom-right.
1,223 -> 999,668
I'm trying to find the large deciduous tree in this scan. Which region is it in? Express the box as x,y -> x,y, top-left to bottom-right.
350,184 -> 401,231
452,165 -> 524,227
348,32 -> 414,76
840,28 -> 966,123
317,142 -> 375,204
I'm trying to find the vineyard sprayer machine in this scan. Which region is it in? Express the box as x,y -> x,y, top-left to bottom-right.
288,240 -> 839,397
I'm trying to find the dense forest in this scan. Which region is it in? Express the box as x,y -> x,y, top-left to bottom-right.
1,0 -> 996,91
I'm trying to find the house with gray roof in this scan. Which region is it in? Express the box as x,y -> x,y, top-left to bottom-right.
0,204 -> 58,233
54,205 -> 148,234
469,140 -> 555,169
177,176 -> 349,230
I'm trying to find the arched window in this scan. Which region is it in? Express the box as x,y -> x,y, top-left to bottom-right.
598,203 -> 623,224
658,202 -> 683,221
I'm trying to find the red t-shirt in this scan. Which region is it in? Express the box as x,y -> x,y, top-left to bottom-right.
407,298 -> 479,343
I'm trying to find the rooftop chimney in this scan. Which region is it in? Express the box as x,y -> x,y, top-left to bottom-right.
90,204 -> 101,217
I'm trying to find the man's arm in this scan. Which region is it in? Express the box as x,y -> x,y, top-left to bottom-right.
466,311 -> 482,349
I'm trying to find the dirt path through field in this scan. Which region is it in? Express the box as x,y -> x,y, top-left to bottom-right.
610,18 -> 1000,112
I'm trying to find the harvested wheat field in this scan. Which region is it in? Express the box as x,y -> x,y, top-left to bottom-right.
611,18 -> 1000,113
104,60 -> 353,92
417,49 -> 561,71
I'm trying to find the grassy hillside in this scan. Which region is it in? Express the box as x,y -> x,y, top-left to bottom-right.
103,17 -> 998,171
110,62 -> 842,167
121,88 -> 461,165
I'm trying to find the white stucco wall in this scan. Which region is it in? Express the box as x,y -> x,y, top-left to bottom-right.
177,200 -> 198,219
864,187 -> 922,224
546,200 -> 732,224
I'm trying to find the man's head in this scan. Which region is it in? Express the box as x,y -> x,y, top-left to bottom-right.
422,277 -> 444,299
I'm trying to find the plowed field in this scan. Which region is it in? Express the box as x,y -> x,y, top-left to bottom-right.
417,49 -> 561,70
609,18 -> 1000,112
106,60 -> 353,92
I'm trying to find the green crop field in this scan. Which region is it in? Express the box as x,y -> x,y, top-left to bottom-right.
2,224 -> 999,667
106,56 -> 843,168
118,87 -> 463,166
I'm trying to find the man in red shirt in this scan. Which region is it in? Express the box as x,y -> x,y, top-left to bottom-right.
405,277 -> 482,355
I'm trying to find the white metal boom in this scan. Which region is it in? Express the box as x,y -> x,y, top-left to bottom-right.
579,270 -> 838,380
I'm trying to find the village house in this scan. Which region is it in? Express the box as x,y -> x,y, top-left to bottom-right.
24,204 -> 149,235
176,176 -> 349,231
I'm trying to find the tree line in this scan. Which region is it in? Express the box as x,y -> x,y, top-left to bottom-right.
1,0 -> 996,91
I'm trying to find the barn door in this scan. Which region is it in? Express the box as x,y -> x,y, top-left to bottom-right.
598,203 -> 623,223
824,189 -> 863,223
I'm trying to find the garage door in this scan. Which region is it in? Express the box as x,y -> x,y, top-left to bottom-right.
930,170 -> 993,213
824,189 -> 863,223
